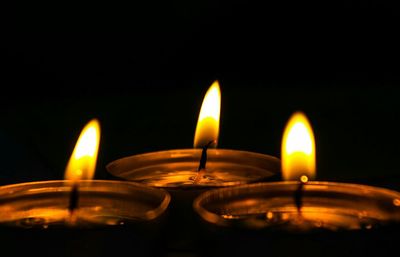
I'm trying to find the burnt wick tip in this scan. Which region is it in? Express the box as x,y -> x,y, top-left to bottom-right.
198,140 -> 216,171
294,180 -> 305,213
68,184 -> 79,214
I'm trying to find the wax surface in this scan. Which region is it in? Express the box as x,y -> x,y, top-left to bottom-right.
107,149 -> 280,187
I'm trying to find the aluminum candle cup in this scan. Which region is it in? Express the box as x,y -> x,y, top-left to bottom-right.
106,149 -> 280,252
0,180 -> 171,257
194,181 -> 400,230
193,181 -> 400,257
0,180 -> 170,226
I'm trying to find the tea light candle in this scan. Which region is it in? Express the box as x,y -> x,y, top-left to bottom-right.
0,119 -> 171,257
0,119 -> 171,227
106,81 -> 280,253
193,112 -> 400,231
106,81 -> 280,190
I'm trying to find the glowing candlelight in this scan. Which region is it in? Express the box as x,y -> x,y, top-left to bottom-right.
282,112 -> 316,181
194,80 -> 221,149
64,119 -> 100,182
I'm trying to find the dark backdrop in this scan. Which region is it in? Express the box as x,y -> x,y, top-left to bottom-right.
1,1 -> 400,188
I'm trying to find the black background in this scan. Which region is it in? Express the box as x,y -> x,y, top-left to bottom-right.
1,1 -> 400,187
1,2 -> 400,257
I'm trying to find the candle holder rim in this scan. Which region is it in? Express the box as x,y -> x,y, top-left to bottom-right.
193,180 -> 400,228
107,148 -> 281,167
1,179 -> 170,192
195,180 -> 400,198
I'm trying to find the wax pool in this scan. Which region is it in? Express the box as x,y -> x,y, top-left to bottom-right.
107,149 -> 281,188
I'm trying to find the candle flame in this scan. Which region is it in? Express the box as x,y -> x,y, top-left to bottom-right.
64,119 -> 101,181
193,80 -> 221,148
282,112 -> 316,181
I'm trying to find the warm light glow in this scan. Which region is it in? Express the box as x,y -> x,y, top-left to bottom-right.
300,175 -> 309,183
64,119 -> 101,181
282,112 -> 316,181
194,80 -> 221,148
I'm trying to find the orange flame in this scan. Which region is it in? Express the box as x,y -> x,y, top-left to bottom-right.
281,112 -> 316,181
193,81 -> 221,148
64,119 -> 101,181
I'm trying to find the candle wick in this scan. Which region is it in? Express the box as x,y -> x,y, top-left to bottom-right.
68,183 -> 80,220
197,140 -> 215,171
194,140 -> 215,184
294,180 -> 306,214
